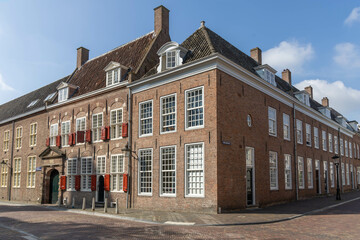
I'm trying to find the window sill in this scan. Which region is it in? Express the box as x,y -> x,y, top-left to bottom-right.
138,193 -> 152,196
110,137 -> 123,141
160,194 -> 176,198
185,126 -> 204,131
185,194 -> 205,198
110,191 -> 124,193
160,130 -> 177,135
270,188 -> 279,191
81,189 -> 92,192
139,134 -> 153,138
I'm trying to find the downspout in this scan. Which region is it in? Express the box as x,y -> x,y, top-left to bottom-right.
8,121 -> 15,201
126,87 -> 133,209
338,127 -> 343,193
293,103 -> 299,201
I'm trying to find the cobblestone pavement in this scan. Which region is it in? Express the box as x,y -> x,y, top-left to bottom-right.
0,198 -> 359,239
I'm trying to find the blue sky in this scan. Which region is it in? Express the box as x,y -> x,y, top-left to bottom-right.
0,0 -> 360,121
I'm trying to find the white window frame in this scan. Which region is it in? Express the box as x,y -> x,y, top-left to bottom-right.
284,154 -> 292,190
160,145 -> 176,197
269,151 -> 278,190
185,142 -> 205,197
92,113 -> 103,143
305,124 -> 311,147
314,127 -> 319,149
110,108 -> 123,140
345,140 -> 348,157
61,121 -> 70,147
106,68 -> 121,86
96,156 -> 106,175
3,130 -> 10,151
160,94 -> 177,134
138,148 -> 153,196
283,113 -> 290,141
298,156 -> 305,189
110,154 -> 124,192
50,124 -> 58,146
346,163 -> 350,185
330,162 -> 335,188
0,159 -> 8,187
341,162 -> 345,186
81,157 -> 92,191
268,107 -> 277,137
29,123 -> 37,147
13,158 -> 21,188
67,158 -> 77,191
296,119 -> 303,144
349,142 -> 352,158
139,100 -> 153,137
307,158 -> 313,189
185,86 -> 205,130
58,87 -> 68,102
166,50 -> 176,69
328,133 -> 333,153
76,117 -> 86,145
340,138 -> 344,156
322,130 -> 327,151
27,156 -> 36,188
15,126 -> 22,149
334,136 -> 338,154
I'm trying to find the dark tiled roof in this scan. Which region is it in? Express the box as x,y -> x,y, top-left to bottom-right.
0,76 -> 68,123
69,32 -> 156,97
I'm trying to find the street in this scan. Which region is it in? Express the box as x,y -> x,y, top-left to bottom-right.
0,199 -> 359,240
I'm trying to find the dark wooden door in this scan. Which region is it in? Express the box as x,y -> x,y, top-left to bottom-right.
246,168 -> 253,205
98,176 -> 104,202
316,170 -> 320,194
50,170 -> 59,204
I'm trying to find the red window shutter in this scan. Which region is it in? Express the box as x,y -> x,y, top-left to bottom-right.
122,123 -> 128,138
72,133 -> 76,145
77,131 -> 85,143
85,130 -> 92,143
75,175 -> 81,191
100,127 -> 106,141
104,174 -> 110,191
123,173 -> 128,192
56,135 -> 61,147
91,175 -> 97,191
60,175 -> 66,190
68,134 -> 73,146
46,137 -> 50,147
106,126 -> 110,140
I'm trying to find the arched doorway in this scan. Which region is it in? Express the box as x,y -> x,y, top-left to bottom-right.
98,175 -> 105,202
49,170 -> 59,204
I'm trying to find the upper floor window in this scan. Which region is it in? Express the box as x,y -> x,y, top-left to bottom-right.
3,130 -> 10,151
340,138 -> 344,156
139,100 -> 153,136
50,124 -> 58,146
58,88 -> 68,102
322,130 -> 327,151
349,142 -> 353,158
296,120 -> 303,144
329,133 -> 333,153
314,127 -> 319,149
15,127 -> 22,149
305,124 -> 311,146
334,136 -> 339,154
283,113 -> 290,140
29,123 -> 37,147
61,121 -> 70,147
268,107 -> 277,136
345,140 -> 348,157
160,94 -> 176,133
92,113 -> 103,142
185,87 -> 204,129
157,41 -> 188,72
110,109 -> 123,139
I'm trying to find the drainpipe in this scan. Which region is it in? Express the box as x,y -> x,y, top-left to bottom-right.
293,103 -> 299,201
126,88 -> 133,209
8,121 -> 15,201
338,127 -> 343,193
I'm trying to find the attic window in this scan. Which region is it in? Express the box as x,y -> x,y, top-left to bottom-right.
58,87 -> 68,102
157,41 -> 188,73
106,68 -> 121,86
254,64 -> 277,87
166,51 -> 176,69
27,99 -> 39,108
44,92 -> 56,102
295,92 -> 310,107
319,107 -> 331,119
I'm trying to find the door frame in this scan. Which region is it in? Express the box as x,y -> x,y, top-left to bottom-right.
96,174 -> 105,202
315,160 -> 321,194
49,169 -> 60,204
245,147 -> 255,206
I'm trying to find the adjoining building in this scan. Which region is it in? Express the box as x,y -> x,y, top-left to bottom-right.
0,6 -> 359,213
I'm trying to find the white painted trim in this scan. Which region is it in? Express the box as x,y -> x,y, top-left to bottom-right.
184,142 -> 205,198
160,93 -> 177,134
138,148 -> 153,196
268,107 -> 277,137
284,154 -> 292,190
269,151 -> 278,190
185,86 -> 205,131
110,108 -> 124,140
245,147 -> 256,205
138,100 -> 153,138
159,145 -> 177,197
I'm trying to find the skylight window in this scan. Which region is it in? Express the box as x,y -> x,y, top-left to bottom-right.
27,99 -> 39,108
44,92 -> 56,102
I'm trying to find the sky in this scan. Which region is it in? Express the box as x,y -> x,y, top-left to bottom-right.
0,0 -> 359,121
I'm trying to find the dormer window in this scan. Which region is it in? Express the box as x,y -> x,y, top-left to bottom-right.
254,64 -> 277,87
58,87 -> 68,102
318,107 -> 331,119
104,61 -> 128,87
294,91 -> 310,107
157,41 -> 188,73
56,82 -> 78,103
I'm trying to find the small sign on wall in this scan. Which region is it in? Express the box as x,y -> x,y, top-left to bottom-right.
36,167 -> 42,171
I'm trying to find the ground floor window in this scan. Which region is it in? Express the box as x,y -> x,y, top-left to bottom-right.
13,158 -> 21,188
346,163 -> 350,186
111,154 -> 124,192
185,143 -> 204,197
269,151 -> 278,190
138,149 -> 152,195
284,154 -> 292,189
27,156 -> 36,188
1,159 -> 8,187
81,157 -> 92,191
160,146 -> 176,196
341,163 -> 345,186
97,156 -> 106,175
330,162 -> 334,188
67,158 -> 77,191
307,158 -> 313,189
298,157 -> 304,189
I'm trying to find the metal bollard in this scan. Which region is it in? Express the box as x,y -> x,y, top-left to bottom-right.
82,197 -> 86,210
72,197 -> 75,209
115,198 -> 119,214
92,197 -> 95,211
104,198 -> 108,213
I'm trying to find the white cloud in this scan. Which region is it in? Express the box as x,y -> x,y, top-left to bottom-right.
344,7 -> 360,25
263,40 -> 314,74
0,73 -> 14,91
333,42 -> 360,69
294,79 -> 360,121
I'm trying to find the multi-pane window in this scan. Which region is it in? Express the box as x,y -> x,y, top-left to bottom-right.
322,131 -> 327,151
268,107 -> 277,136
354,144 -> 356,159
67,158 -> 77,191
3,130 -> 10,151
92,113 -> 103,142
357,145 -> 359,159
96,156 -> 106,174
29,123 -> 37,147
305,124 -> 311,146
296,120 -> 303,144
185,143 -> 204,197
139,100 -> 153,136
166,51 -> 176,69
345,140 -> 348,157
283,113 -> 290,140
298,157 -> 304,189
349,142 -> 352,158
81,157 -> 92,191
346,163 -> 350,185
110,109 -> 123,139
314,127 -> 319,149
284,154 -> 292,190
307,158 -> 313,189
341,162 -> 345,185
58,87 -> 68,102
160,94 -> 176,133
340,138 -> 344,156
13,158 -> 21,188
334,136 -> 338,154
50,124 -> 58,146
328,133 -> 333,153
111,154 -> 124,192
27,156 -> 36,188
106,68 -> 121,86
330,162 -> 334,188
15,127 -> 22,149
160,146 -> 176,196
61,121 -> 70,147
76,117 -> 86,144
186,87 -> 204,129
0,160 -> 8,187
269,151 -> 278,190
138,149 -> 153,195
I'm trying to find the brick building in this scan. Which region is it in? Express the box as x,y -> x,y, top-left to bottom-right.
0,6 -> 359,213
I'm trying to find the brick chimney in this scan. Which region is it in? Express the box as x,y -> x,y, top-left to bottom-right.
250,47 -> 262,65
77,47 -> 89,69
305,86 -> 313,98
322,97 -> 329,107
282,69 -> 291,86
154,5 -> 169,36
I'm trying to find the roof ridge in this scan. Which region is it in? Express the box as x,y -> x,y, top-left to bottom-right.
201,26 -> 216,53
83,31 -> 155,66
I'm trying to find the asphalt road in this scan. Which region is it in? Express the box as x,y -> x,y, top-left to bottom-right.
0,199 -> 359,240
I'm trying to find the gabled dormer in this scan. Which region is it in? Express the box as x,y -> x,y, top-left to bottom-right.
157,41 -> 188,73
348,121 -> 359,132
318,106 -> 331,119
56,82 -> 78,103
104,61 -> 128,86
294,91 -> 310,107
254,64 -> 277,86
335,116 -> 347,128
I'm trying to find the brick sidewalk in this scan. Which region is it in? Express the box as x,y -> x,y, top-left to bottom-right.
2,190 -> 360,226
